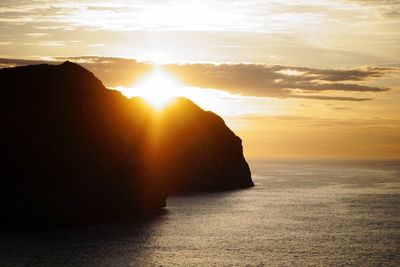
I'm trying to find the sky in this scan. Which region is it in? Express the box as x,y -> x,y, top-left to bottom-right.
1,0 -> 400,159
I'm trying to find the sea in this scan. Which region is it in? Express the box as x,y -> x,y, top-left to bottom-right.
1,159 -> 399,266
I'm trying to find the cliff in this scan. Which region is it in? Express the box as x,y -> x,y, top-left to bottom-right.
155,97 -> 253,192
0,61 -> 253,224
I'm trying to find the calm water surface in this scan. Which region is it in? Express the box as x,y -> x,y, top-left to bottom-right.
1,160 -> 399,266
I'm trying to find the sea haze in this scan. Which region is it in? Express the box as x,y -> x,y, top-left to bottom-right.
1,160 -> 399,266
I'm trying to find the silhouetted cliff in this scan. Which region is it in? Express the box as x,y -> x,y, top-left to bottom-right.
0,61 -> 253,225
155,98 -> 253,192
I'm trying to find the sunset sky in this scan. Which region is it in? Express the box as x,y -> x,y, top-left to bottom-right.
1,0 -> 399,159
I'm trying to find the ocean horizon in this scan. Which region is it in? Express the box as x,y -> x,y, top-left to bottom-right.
1,159 -> 399,266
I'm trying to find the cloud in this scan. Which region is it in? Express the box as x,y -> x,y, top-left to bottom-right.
55,56 -> 153,87
0,1 -> 260,32
0,56 -> 394,102
346,0 -> 400,19
348,0 -> 400,5
288,95 -> 371,102
332,107 -> 351,110
0,58 -> 53,67
383,9 -> 400,18
165,63 -> 390,101
1,1 -> 399,67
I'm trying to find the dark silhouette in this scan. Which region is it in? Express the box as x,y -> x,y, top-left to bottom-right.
0,61 -> 253,225
156,98 -> 253,192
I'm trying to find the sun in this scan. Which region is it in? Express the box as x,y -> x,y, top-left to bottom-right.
132,67 -> 182,109
115,66 -> 249,116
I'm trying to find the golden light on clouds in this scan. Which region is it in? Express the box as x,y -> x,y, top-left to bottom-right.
1,0 -> 399,159
1,0 -> 399,65
114,66 -> 284,117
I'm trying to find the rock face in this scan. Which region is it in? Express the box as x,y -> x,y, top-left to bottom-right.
0,62 -> 253,224
156,98 -> 253,193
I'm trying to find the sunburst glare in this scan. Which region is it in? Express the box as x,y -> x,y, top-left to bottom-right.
130,67 -> 183,109
113,67 -> 283,119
